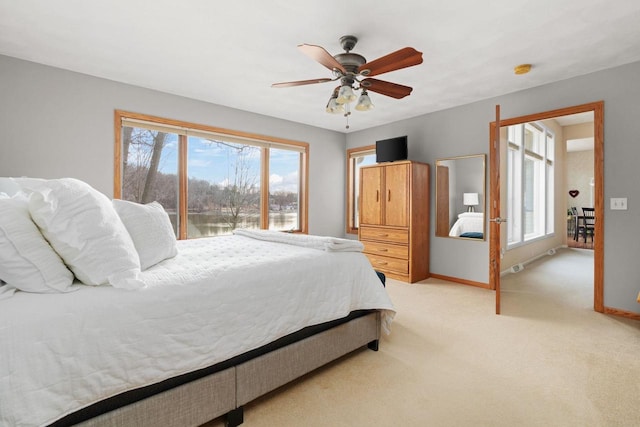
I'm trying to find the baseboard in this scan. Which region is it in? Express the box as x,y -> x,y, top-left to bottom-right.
429,273 -> 490,289
501,246 -> 562,276
426,277 -> 638,320
603,306 -> 640,321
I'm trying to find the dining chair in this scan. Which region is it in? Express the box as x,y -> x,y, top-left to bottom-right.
570,206 -> 579,240
580,207 -> 595,242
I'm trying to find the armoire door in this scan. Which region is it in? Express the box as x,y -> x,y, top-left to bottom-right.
384,163 -> 409,227
360,166 -> 382,225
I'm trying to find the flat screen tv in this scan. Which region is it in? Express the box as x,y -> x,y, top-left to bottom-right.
376,136 -> 408,163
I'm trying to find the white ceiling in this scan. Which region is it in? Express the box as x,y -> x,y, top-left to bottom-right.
554,112 -> 594,127
1,0 -> 640,133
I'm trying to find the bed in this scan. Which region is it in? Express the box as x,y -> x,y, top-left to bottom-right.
0,178 -> 394,427
448,212 -> 484,239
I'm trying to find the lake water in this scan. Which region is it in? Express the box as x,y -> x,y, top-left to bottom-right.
169,212 -> 299,238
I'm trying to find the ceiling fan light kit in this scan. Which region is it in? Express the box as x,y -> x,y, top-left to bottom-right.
273,35 -> 423,127
325,88 -> 345,114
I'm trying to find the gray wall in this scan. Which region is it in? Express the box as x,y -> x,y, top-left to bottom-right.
566,150 -> 595,210
347,60 -> 640,314
347,103 -> 494,284
0,55 -> 347,237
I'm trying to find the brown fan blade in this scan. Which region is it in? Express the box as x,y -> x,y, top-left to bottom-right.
361,78 -> 413,99
298,44 -> 347,74
271,78 -> 333,88
359,47 -> 423,77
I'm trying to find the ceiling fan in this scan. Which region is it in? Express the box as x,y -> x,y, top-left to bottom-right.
272,35 -> 423,118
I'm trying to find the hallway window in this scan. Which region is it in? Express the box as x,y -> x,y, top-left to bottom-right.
507,122 -> 554,247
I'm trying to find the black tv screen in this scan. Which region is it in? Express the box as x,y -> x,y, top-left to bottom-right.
376,136 -> 408,163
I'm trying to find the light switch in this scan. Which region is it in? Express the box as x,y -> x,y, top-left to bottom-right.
610,198 -> 628,210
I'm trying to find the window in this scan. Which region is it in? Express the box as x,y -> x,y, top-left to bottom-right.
506,122 -> 555,247
346,145 -> 376,234
268,147 -> 302,232
120,124 -> 180,234
114,111 -> 308,239
186,137 -> 262,238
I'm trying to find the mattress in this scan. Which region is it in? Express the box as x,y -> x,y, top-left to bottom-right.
0,234 -> 394,427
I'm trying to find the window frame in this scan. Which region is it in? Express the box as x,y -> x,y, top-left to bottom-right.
346,145 -> 376,234
506,121 -> 555,249
114,110 -> 309,239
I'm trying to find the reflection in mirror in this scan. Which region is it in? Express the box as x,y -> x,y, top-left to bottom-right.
435,154 -> 486,240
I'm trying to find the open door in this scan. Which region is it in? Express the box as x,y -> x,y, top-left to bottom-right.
489,105 -> 502,314
489,102 -> 605,315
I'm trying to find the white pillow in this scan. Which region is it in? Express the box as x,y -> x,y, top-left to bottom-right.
112,199 -> 178,270
0,177 -> 21,197
19,178 -> 145,290
0,195 -> 75,293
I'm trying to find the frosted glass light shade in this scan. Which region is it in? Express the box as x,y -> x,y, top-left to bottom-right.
355,92 -> 374,111
326,96 -> 345,114
336,84 -> 357,104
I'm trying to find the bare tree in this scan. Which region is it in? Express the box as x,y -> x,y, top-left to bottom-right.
271,191 -> 289,211
141,132 -> 168,204
208,141 -> 259,230
122,128 -> 170,204
122,127 -> 133,170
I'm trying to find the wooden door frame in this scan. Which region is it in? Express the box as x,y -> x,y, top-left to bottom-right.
489,101 -> 604,313
489,106 -> 501,314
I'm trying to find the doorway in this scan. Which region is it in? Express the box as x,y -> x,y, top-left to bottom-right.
565,115 -> 596,250
489,102 -> 604,313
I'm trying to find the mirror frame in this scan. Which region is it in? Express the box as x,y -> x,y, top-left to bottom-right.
435,154 -> 487,240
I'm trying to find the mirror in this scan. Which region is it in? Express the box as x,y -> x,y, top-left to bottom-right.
435,154 -> 486,240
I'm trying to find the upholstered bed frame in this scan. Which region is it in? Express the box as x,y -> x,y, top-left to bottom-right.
56,311 -> 381,427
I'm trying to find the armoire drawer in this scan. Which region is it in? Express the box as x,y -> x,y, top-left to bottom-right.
359,226 -> 408,245
366,254 -> 409,275
362,241 -> 408,260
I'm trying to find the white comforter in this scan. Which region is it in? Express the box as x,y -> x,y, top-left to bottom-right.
448,212 -> 484,237
0,235 -> 394,427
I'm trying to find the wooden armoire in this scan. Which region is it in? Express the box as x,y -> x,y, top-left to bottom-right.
358,160 -> 429,283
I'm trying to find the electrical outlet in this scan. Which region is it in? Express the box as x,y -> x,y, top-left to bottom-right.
610,198 -> 628,210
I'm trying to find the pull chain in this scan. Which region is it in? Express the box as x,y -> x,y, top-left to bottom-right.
344,103 -> 351,129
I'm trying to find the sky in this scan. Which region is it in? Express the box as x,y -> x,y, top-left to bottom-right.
135,133 -> 300,194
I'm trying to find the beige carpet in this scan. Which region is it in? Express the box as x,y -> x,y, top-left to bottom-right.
204,248 -> 640,426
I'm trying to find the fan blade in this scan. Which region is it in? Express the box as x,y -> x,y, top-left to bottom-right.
361,78 -> 413,99
272,78 -> 333,88
298,44 -> 347,74
359,47 -> 423,77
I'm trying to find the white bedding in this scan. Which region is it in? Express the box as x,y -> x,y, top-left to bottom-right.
0,235 -> 394,427
448,212 -> 484,237
233,228 -> 365,252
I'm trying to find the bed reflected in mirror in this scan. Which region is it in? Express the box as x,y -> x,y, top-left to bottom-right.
435,154 -> 486,240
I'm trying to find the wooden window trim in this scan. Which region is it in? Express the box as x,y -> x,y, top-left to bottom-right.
114,110 -> 309,236
260,147 -> 270,230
